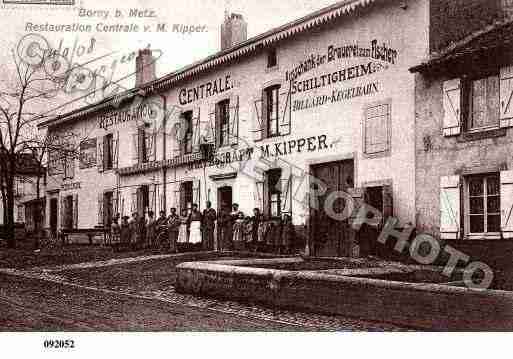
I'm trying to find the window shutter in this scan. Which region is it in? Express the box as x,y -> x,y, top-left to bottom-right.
138,126 -> 146,163
230,95 -> 239,145
113,132 -> 119,168
60,196 -> 66,229
500,65 -> 513,128
262,90 -> 269,139
132,132 -> 139,165
97,193 -> 104,226
442,79 -> 461,137
146,129 -> 156,162
253,97 -> 264,142
255,181 -> 264,211
440,175 -> 460,240
500,170 -> 513,239
263,175 -> 270,217
281,175 -> 292,215
279,89 -> 292,136
193,179 -> 201,208
192,107 -> 201,153
97,137 -> 104,172
149,184 -> 156,215
73,194 -> 78,229
211,107 -> 220,149
113,190 -> 119,216
382,184 -> 394,224
178,183 -> 185,213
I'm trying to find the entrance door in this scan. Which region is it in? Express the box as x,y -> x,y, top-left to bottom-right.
311,160 -> 354,257
50,198 -> 58,235
217,186 -> 232,213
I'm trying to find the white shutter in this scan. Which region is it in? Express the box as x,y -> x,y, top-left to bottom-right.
73,194 -> 78,229
97,193 -> 104,226
501,170 -> 513,239
500,65 -> 513,128
131,132 -> 139,165
60,196 -> 66,229
253,97 -> 264,141
97,137 -> 104,172
229,95 -> 239,145
193,179 -> 201,208
113,132 -> 119,168
279,89 -> 292,136
281,175 -> 292,215
192,107 -> 201,153
442,79 -> 461,137
149,184 -> 156,215
440,175 -> 460,240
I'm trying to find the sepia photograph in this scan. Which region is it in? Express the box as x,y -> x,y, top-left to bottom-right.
0,0 -> 511,356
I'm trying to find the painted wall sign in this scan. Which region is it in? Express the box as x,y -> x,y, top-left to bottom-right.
98,102 -> 158,130
188,134 -> 331,170
285,39 -> 399,82
79,138 -> 97,168
179,75 -> 233,105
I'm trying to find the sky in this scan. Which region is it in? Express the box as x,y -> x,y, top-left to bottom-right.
0,0 -> 339,117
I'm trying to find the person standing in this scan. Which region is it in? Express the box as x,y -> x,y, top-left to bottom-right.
137,211 -> 147,250
167,208 -> 180,253
251,208 -> 262,252
232,212 -> 245,251
188,204 -> 202,250
217,204 -> 231,251
146,211 -> 156,249
128,212 -> 138,250
119,216 -> 130,252
202,201 -> 217,251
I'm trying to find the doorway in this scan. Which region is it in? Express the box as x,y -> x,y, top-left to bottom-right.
217,186 -> 232,213
50,198 -> 58,235
310,160 -> 354,257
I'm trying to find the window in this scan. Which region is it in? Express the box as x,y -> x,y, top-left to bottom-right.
63,155 -> 75,179
363,102 -> 391,156
266,85 -> 280,137
181,111 -> 193,155
468,74 -> 500,130
267,48 -> 277,68
216,99 -> 230,147
104,133 -> 114,169
266,169 -> 282,218
465,174 -> 501,236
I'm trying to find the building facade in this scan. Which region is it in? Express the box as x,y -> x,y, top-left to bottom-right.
40,0 -> 504,256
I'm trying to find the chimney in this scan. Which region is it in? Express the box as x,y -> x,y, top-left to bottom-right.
221,12 -> 248,51
135,48 -> 156,87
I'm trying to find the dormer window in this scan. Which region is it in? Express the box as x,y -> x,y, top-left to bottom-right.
267,48 -> 277,68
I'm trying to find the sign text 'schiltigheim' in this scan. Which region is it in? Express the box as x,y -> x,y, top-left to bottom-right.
2,0 -> 74,5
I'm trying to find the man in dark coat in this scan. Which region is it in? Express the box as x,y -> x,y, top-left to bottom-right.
167,207 -> 180,253
217,203 -> 232,251
202,201 -> 217,251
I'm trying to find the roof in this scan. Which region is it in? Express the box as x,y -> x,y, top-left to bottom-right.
39,0 -> 381,129
410,19 -> 513,73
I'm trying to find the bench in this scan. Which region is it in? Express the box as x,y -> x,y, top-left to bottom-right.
61,228 -> 106,245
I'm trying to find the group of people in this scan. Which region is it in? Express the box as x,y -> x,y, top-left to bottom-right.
107,201 -> 298,254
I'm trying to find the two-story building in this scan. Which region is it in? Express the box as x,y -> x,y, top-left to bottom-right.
40,0 -> 503,256
411,6 -> 513,271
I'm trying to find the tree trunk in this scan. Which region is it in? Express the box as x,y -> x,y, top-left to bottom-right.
5,160 -> 15,249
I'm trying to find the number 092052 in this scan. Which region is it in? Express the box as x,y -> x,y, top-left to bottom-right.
43,339 -> 75,349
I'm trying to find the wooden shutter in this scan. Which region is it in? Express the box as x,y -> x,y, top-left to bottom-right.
193,179 -> 201,208
253,97 -> 264,142
192,107 -> 201,153
500,170 -> 513,239
97,137 -> 104,172
500,65 -> 513,128
442,79 -> 461,137
262,89 -> 269,139
149,184 -> 156,214
132,132 -> 139,165
130,188 -> 137,214
440,175 -> 460,240
97,193 -> 104,226
263,174 -> 270,217
113,132 -> 119,168
72,194 -> 78,229
382,184 -> 394,225
138,126 -> 146,163
256,181 -> 264,211
279,89 -> 292,136
146,129 -> 156,162
230,95 -> 239,145
281,175 -> 292,215
113,190 -> 119,216
60,196 -> 66,229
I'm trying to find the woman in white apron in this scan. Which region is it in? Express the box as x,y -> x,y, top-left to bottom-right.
188,204 -> 203,249
177,209 -> 189,249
